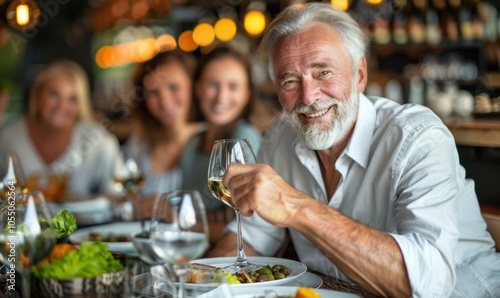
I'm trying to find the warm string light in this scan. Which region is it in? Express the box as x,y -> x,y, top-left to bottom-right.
6,0 -> 40,30
366,0 -> 383,4
214,18 -> 237,42
16,4 -> 29,26
244,10 -> 266,36
331,0 -> 349,11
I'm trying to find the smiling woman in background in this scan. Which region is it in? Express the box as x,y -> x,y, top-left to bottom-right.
0,59 -> 120,200
181,45 -> 262,244
126,50 -> 199,197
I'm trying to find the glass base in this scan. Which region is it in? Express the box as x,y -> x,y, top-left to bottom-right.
224,260 -> 262,273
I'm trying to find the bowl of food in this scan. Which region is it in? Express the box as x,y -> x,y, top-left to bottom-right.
32,242 -> 126,297
31,210 -> 125,297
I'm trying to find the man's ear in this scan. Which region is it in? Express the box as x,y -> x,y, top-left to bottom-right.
356,56 -> 368,93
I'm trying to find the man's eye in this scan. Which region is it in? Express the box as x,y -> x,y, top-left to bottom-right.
319,71 -> 331,76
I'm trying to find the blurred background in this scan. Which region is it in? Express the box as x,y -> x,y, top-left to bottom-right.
1,0 -> 500,206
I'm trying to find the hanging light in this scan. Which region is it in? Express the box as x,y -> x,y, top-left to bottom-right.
193,23 -> 215,46
178,30 -> 198,52
244,2 -> 267,37
214,18 -> 237,42
331,0 -> 349,11
6,0 -> 40,30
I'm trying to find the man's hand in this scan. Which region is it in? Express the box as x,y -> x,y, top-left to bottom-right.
223,163 -> 311,229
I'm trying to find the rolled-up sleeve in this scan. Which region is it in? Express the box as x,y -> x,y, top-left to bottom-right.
391,122 -> 460,297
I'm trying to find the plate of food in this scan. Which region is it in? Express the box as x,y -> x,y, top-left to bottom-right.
183,257 -> 307,290
69,221 -> 143,253
199,285 -> 359,298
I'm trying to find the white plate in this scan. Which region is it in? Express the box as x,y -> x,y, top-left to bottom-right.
69,221 -> 143,253
199,285 -> 360,298
185,257 -> 307,289
49,197 -> 113,225
282,272 -> 323,288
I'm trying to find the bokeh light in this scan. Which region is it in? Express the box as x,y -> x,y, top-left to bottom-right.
16,4 -> 29,26
331,0 -> 349,11
214,18 -> 237,42
244,10 -> 266,36
193,23 -> 215,46
156,34 -> 177,51
178,30 -> 198,52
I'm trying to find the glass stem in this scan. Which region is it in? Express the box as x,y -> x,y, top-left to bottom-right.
235,210 -> 248,265
20,271 -> 30,298
176,264 -> 186,298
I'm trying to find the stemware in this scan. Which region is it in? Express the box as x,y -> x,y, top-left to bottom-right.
1,154 -> 26,199
113,145 -> 145,196
150,190 -> 209,298
0,190 -> 56,298
207,138 -> 261,273
113,144 -> 145,221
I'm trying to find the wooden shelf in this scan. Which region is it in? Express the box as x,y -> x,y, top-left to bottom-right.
445,119 -> 500,147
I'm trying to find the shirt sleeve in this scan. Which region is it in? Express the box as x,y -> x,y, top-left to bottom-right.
390,121 -> 460,297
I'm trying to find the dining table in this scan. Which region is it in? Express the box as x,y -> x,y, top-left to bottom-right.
312,271 -> 381,298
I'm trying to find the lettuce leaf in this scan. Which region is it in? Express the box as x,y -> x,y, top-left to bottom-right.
32,242 -> 123,279
52,209 -> 77,238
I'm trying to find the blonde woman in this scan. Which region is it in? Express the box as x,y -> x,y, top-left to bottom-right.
0,59 -> 120,200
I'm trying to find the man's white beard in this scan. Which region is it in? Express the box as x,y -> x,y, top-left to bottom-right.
284,82 -> 359,150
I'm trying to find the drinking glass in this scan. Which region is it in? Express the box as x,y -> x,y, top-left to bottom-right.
113,144 -> 145,196
1,154 -> 26,198
150,190 -> 209,298
207,139 -> 261,273
0,190 -> 56,298
113,145 -> 145,220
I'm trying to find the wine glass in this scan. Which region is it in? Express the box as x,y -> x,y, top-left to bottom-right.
113,145 -> 145,220
150,190 -> 209,298
113,145 -> 145,196
132,219 -> 177,297
1,153 -> 26,199
207,138 -> 261,273
0,190 -> 56,298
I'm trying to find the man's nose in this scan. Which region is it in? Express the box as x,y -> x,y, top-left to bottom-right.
301,77 -> 321,106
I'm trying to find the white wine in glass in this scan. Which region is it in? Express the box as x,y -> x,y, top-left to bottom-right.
207,138 -> 261,273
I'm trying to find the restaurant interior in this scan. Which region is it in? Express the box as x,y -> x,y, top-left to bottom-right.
4,0 -> 499,207
0,0 -> 499,297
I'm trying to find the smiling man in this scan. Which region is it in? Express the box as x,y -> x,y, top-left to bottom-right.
209,3 -> 500,298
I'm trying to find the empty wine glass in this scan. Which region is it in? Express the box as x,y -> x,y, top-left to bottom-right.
150,190 -> 209,298
0,190 -> 56,298
207,139 -> 261,273
1,153 -> 26,199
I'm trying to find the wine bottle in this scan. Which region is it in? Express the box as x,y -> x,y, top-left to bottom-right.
392,0 -> 409,44
470,0 -> 484,40
426,0 -> 442,44
445,0 -> 460,42
409,0 -> 426,43
459,0 -> 474,41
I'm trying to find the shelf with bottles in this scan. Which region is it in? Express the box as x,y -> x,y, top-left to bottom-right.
356,0 -> 500,57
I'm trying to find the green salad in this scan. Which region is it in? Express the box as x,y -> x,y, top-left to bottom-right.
52,209 -> 77,238
32,242 -> 123,279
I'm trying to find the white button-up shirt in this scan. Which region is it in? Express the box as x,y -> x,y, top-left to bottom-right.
227,94 -> 499,297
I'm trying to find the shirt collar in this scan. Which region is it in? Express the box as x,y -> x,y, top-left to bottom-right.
293,93 -> 375,170
344,93 -> 376,169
